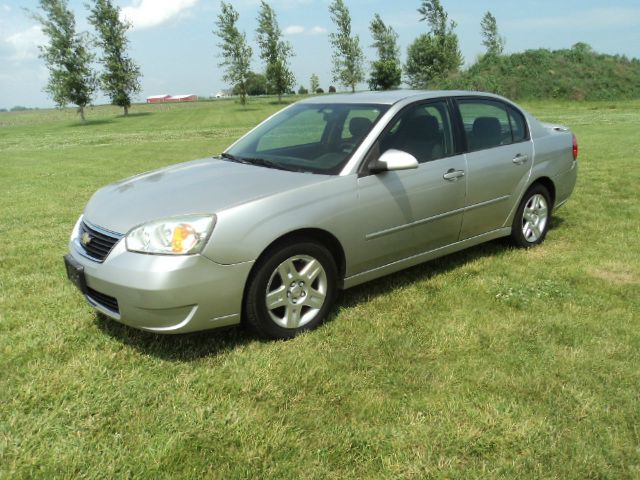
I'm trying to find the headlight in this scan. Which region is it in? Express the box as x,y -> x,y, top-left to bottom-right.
70,215 -> 83,241
125,215 -> 216,255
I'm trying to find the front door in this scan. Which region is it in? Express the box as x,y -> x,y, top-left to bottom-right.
351,100 -> 467,275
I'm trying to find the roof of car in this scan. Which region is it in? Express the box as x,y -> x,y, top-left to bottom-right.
298,89 -> 500,106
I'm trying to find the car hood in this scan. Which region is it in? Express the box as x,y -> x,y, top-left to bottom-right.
83,158 -> 329,234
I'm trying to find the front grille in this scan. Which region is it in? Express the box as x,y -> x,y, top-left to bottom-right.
87,287 -> 119,314
79,221 -> 122,262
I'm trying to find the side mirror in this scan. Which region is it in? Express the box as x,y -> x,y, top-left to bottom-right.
371,149 -> 419,173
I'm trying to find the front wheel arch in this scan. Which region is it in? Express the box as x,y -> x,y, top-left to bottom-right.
242,237 -> 338,338
246,228 -> 346,287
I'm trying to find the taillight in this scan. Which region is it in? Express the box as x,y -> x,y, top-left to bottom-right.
572,134 -> 578,160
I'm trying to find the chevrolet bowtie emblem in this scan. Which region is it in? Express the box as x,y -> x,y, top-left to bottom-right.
81,232 -> 92,246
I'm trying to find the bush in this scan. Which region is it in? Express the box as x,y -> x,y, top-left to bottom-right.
298,86 -> 309,95
316,88 -> 325,94
328,86 -> 337,93
437,43 -> 640,101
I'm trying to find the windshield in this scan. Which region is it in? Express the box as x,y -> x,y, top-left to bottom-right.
225,103 -> 388,174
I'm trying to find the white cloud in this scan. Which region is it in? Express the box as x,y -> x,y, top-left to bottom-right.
4,26 -> 45,61
284,25 -> 305,35
121,0 -> 200,30
309,26 -> 327,35
284,25 -> 327,36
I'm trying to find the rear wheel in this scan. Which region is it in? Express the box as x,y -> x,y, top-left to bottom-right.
244,240 -> 337,339
511,184 -> 552,248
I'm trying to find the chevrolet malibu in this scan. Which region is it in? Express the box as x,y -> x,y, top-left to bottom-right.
64,90 -> 578,339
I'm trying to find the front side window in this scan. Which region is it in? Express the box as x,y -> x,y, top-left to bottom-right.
379,101 -> 454,163
227,103 -> 388,174
458,99 -> 514,151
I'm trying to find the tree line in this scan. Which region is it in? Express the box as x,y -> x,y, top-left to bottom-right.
32,0 -> 140,122
31,0 -> 508,120
214,0 -> 504,104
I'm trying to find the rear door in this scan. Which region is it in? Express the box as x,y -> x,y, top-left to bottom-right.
455,98 -> 533,239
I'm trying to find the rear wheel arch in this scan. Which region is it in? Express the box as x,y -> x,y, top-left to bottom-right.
529,176 -> 556,210
510,182 -> 552,248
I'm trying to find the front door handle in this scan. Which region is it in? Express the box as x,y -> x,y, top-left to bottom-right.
512,154 -> 529,165
443,169 -> 465,181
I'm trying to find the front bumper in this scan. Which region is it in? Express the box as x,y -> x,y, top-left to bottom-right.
66,238 -> 254,334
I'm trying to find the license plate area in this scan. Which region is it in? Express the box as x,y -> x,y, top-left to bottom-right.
64,254 -> 87,294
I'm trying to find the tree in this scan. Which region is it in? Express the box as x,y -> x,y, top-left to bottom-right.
87,0 -> 141,116
369,13 -> 401,90
310,73 -> 320,94
233,72 -> 267,96
405,0 -> 463,88
214,2 -> 252,105
480,11 -> 504,57
298,85 -> 308,95
256,1 -> 294,102
32,0 -> 97,123
328,0 -> 364,92
369,59 -> 402,91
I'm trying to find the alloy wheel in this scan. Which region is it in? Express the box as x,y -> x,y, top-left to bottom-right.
265,255 -> 328,329
521,193 -> 548,243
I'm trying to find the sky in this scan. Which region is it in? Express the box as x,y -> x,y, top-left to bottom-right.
1,0 -> 639,109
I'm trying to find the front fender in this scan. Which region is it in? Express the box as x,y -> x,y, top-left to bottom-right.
201,175 -> 359,265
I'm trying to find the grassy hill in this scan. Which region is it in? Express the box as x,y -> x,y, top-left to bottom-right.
1,98 -> 639,478
440,43 -> 640,101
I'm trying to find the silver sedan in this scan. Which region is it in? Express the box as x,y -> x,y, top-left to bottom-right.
64,90 -> 578,339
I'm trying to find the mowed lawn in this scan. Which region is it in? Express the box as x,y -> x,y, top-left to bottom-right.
1,97 -> 638,479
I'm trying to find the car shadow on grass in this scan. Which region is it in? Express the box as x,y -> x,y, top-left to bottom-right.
95,314 -> 258,361
68,118 -> 114,127
335,238 -> 508,311
336,214 -> 567,310
95,214 -> 567,360
116,112 -> 154,118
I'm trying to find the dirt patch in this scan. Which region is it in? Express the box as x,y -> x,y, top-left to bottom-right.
589,263 -> 638,285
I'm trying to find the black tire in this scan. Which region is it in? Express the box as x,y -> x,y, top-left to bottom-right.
511,184 -> 552,248
244,239 -> 338,339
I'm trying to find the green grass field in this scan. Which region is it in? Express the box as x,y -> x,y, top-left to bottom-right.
1,97 -> 638,479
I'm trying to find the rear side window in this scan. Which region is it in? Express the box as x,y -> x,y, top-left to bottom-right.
458,99 -> 513,151
508,106 -> 528,143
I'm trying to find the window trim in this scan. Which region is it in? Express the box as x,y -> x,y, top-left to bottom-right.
506,104 -> 529,144
451,96 -> 531,154
358,97 -> 460,177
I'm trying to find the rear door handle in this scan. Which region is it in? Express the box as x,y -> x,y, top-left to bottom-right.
512,154 -> 529,165
443,169 -> 465,181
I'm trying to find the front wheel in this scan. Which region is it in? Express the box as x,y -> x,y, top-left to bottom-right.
511,184 -> 552,248
244,240 -> 337,339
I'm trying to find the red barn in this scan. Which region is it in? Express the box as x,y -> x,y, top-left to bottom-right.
166,94 -> 198,102
146,94 -> 170,103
